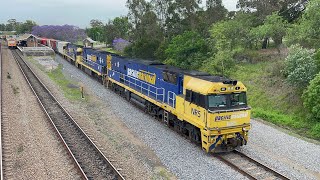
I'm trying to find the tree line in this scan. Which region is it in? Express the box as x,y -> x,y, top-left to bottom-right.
86,0 -> 310,68
85,0 -> 320,122
0,19 -> 37,34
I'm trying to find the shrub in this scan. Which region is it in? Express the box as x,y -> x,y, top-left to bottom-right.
283,44 -> 318,87
303,73 -> 320,121
202,50 -> 235,76
165,31 -> 209,70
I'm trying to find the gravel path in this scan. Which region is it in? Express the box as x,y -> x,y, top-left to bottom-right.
54,55 -> 248,180
1,48 -> 78,179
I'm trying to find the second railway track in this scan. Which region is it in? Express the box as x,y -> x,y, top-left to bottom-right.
11,49 -> 124,180
217,150 -> 290,180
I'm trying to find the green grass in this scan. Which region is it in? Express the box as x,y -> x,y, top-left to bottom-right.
47,65 -> 83,101
100,47 -> 123,55
27,57 -> 83,101
228,54 -> 320,141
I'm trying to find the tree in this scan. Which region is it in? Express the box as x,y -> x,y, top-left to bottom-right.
251,13 -> 288,49
165,31 -> 209,69
32,25 -> 86,43
206,0 -> 228,25
90,19 -> 104,28
202,50 -> 235,76
210,13 -> 258,51
237,0 -> 300,23
286,0 -> 320,48
0,24 -> 6,31
6,19 -> 18,31
283,44 -> 319,87
125,0 -> 163,59
17,20 -> 37,34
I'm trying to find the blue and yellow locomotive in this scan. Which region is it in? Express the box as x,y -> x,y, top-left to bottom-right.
71,47 -> 251,153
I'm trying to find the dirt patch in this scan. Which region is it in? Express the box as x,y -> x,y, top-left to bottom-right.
33,56 -> 58,71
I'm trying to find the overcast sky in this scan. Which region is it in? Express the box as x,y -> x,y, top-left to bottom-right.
0,0 -> 237,28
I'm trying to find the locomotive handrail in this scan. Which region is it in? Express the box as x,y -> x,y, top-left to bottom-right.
110,70 -> 166,103
168,91 -> 176,108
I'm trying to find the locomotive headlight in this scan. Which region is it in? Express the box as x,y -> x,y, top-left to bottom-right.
242,127 -> 247,132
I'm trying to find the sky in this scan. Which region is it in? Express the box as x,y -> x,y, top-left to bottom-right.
0,0 -> 238,28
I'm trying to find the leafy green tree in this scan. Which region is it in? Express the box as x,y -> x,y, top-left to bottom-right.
202,50 -> 235,76
206,0 -> 228,25
6,19 -> 18,31
286,0 -> 320,48
165,31 -> 209,69
90,19 -> 104,28
283,44 -> 319,87
237,0 -> 300,22
86,19 -> 105,42
125,0 -> 163,59
105,17 -> 130,44
0,24 -> 6,31
251,13 -> 288,49
210,13 -> 258,51
17,20 -> 37,34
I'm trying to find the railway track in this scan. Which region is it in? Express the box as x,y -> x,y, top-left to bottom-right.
0,42 -> 3,180
11,49 -> 124,180
217,150 -> 290,180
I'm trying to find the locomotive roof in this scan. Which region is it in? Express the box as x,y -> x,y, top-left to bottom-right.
115,56 -> 233,83
91,48 -> 233,83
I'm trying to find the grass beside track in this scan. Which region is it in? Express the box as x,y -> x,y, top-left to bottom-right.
27,56 -> 83,101
230,60 -> 320,140
47,65 -> 83,101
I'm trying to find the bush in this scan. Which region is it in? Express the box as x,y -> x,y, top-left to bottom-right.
283,44 -> 318,87
302,73 -> 320,121
202,50 -> 235,76
165,31 -> 209,69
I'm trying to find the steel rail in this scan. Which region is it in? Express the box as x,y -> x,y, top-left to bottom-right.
0,40 -> 3,180
11,49 -> 124,180
217,150 -> 290,180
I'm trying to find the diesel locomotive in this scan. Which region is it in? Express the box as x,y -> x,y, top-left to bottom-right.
40,38 -> 251,153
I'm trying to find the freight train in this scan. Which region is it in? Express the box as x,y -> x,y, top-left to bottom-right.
38,37 -> 251,153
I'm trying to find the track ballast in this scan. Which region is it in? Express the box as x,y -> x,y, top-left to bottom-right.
11,49 -> 124,180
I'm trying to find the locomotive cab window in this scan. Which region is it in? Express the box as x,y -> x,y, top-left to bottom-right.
207,92 -> 247,110
231,93 -> 247,107
186,90 -> 206,108
208,95 -> 227,108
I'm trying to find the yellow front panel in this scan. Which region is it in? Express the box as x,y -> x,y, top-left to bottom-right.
207,110 -> 251,129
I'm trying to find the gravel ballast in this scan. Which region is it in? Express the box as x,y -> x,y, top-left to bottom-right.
1,49 -> 78,179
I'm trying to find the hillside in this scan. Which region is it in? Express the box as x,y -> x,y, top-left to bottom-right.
230,49 -> 320,140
